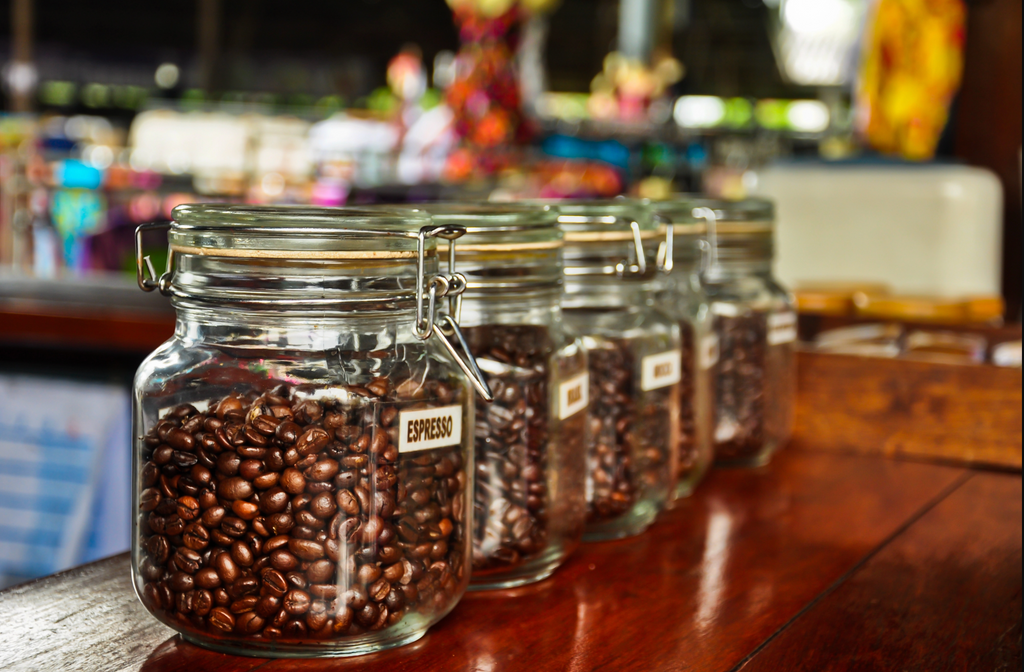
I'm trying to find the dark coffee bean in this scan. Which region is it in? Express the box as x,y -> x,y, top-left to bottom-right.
237,611 -> 265,635
201,506 -> 226,528
182,523 -> 210,551
259,487 -> 289,515
168,571 -> 194,592
288,538 -> 324,561
195,567 -> 221,589
256,594 -> 281,618
270,549 -> 299,571
173,548 -> 202,574
230,540 -> 254,567
214,553 -> 241,583
230,596 -> 259,614
275,421 -> 301,445
166,427 -> 195,452
295,428 -> 330,457
283,589 -> 311,615
194,589 -> 213,616
208,606 -> 235,632
280,468 -> 305,495
232,500 -> 259,521
306,459 -> 339,482
266,513 -> 294,536
220,517 -> 247,537
261,568 -> 288,597
309,492 -> 336,519
218,477 -> 254,501
216,452 -> 241,476
140,488 -> 161,512
176,496 -> 200,521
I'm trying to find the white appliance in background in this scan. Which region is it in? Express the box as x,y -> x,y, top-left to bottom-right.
755,163 -> 1003,297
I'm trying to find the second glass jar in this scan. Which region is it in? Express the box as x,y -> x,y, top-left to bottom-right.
416,203 -> 588,589
555,200 -> 678,540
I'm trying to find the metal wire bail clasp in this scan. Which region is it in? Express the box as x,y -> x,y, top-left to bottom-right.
615,219 -> 648,277
655,213 -> 674,274
413,224 -> 492,402
693,206 -> 719,276
135,222 -> 174,295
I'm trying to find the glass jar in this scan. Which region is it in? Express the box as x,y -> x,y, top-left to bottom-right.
670,198 -> 796,467
415,203 -> 588,589
648,202 -> 714,498
131,205 -> 483,657
555,200 -> 678,540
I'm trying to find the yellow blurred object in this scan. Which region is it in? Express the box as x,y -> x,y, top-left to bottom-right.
965,295 -> 1006,323
795,282 -> 892,316
853,294 -> 969,323
857,0 -> 966,160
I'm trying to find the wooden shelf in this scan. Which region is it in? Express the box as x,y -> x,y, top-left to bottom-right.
0,450 -> 1018,671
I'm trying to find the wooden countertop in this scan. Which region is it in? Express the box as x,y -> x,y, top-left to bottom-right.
0,448 -> 1019,672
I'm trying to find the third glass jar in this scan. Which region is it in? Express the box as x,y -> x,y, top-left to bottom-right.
649,201 -> 714,498
416,203 -> 588,589
555,200 -> 678,540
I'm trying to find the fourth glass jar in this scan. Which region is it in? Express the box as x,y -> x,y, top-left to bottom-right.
656,198 -> 796,468
554,200 -> 678,540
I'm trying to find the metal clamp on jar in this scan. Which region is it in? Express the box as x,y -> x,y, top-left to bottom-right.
131,205 -> 489,657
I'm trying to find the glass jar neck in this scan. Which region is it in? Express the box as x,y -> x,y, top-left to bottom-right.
173,301 -> 425,351
457,289 -> 564,328
563,276 -> 657,309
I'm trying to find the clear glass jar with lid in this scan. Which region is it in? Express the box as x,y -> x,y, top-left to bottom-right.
412,203 -> 588,589
666,198 -> 796,467
554,200 -> 679,540
648,201 -> 714,498
131,205 -> 486,657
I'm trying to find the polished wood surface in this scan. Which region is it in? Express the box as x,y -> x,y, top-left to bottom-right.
0,306 -> 174,353
794,349 -> 1023,470
4,449 -> 1016,672
741,472 -> 1022,671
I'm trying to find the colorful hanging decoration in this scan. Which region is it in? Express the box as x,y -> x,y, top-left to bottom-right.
856,0 -> 966,160
444,0 -> 559,181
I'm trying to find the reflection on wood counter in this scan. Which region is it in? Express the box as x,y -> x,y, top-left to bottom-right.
0,449 -> 1019,672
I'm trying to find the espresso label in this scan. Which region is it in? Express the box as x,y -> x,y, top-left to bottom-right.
699,333 -> 720,370
767,311 -> 798,346
558,372 -> 589,420
641,350 -> 682,391
398,405 -> 462,453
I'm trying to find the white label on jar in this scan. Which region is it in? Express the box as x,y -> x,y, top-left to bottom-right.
398,405 -> 463,453
699,333 -> 720,370
711,301 -> 742,318
558,372 -> 589,420
767,311 -> 798,345
641,350 -> 681,391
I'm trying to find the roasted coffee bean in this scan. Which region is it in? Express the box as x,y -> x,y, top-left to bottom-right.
261,568 -> 288,597
195,567 -> 221,589
218,477 -> 254,501
138,385 -> 468,643
283,589 -> 311,615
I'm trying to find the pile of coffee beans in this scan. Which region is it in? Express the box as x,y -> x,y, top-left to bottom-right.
713,314 -> 767,463
136,379 -> 467,643
674,324 -> 699,484
585,339 -> 671,524
463,325 -> 552,573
